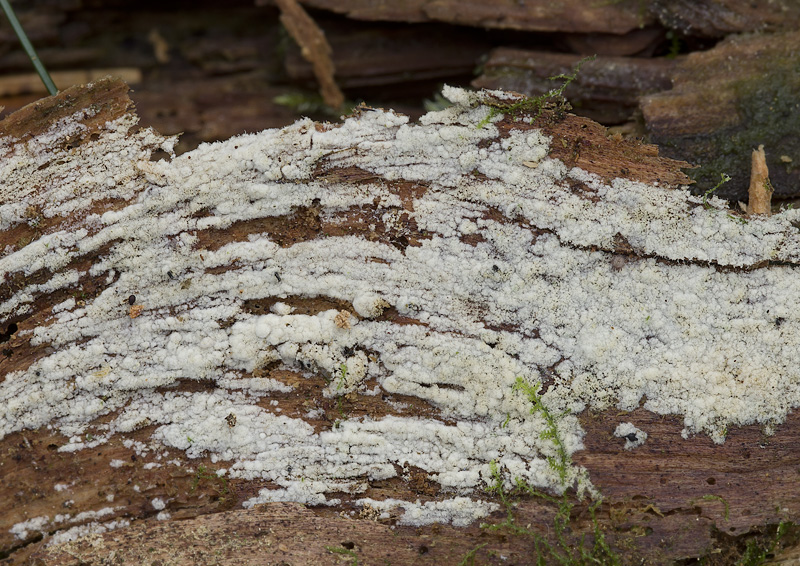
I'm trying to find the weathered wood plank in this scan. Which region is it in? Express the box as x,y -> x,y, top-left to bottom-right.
651,0 -> 800,37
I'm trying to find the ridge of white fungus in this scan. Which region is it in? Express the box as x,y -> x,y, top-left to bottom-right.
3,85 -> 800,527
10,507 -> 120,540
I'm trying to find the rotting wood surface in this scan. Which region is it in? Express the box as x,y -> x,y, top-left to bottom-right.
2,78 -> 800,565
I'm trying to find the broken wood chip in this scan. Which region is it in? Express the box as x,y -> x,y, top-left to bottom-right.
747,144 -> 772,216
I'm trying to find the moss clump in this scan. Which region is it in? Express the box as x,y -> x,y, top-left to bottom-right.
478,56 -> 595,128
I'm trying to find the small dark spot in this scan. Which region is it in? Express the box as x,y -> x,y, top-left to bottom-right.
342,346 -> 355,357
492,264 -> 500,272
35,371 -> 41,376
341,541 -> 355,550
1,322 -> 18,343
128,295 -> 136,305
706,477 -> 716,485
624,432 -> 638,442
418,545 -> 429,555
131,454 -> 137,462
776,317 -> 785,327
2,348 -> 12,357
167,271 -> 174,280
47,443 -> 58,451
391,235 -> 409,251
148,149 -> 171,162
274,272 -> 282,282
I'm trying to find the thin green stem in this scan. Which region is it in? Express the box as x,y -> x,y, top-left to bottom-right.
0,0 -> 57,95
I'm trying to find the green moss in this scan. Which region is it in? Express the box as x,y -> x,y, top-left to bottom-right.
702,173 -> 731,209
325,545 -> 358,565
477,56 -> 595,129
274,91 -> 355,116
458,543 -> 488,566
512,377 -> 571,486
736,521 -> 792,566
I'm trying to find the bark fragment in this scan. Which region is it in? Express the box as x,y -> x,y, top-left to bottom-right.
747,144 -> 771,216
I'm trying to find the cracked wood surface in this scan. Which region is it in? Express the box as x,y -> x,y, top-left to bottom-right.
2,78 -> 800,565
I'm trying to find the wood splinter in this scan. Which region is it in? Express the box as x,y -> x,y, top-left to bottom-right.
747,144 -> 772,216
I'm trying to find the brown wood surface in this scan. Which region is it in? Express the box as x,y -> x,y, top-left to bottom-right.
2,77 -> 799,566
651,0 -> 800,37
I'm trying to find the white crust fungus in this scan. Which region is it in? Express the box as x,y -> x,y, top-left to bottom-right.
614,422 -> 647,450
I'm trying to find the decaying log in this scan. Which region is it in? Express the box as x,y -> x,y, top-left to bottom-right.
259,0 -> 655,34
650,0 -> 800,37
284,20 -> 490,91
641,30 -> 800,201
3,77 -> 800,565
